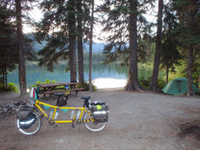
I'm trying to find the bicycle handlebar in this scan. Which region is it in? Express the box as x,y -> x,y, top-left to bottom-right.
81,96 -> 91,108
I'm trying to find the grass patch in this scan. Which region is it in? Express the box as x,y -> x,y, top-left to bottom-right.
0,82 -> 19,93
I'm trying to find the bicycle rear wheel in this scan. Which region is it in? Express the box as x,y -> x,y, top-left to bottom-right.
83,112 -> 107,132
17,111 -> 41,135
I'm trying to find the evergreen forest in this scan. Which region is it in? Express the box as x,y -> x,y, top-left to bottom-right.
0,0 -> 200,95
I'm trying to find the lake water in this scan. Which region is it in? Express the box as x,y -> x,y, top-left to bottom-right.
7,62 -> 164,89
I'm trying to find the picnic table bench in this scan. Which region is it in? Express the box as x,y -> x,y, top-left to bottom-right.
38,82 -> 84,97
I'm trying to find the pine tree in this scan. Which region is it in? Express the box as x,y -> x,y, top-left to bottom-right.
0,0 -> 35,93
99,0 -> 150,91
160,3 -> 181,83
68,0 -> 77,81
150,0 -> 164,92
124,0 -> 141,91
76,0 -> 84,84
16,0 -> 27,95
89,0 -> 94,91
0,2 -> 17,88
37,0 -> 91,82
172,0 -> 200,95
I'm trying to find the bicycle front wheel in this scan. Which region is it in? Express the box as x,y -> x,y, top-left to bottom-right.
83,112 -> 107,132
17,111 -> 41,135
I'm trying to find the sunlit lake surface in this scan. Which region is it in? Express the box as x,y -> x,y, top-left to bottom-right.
7,62 -> 165,89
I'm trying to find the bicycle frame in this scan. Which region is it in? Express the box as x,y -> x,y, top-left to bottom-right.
17,97 -> 108,135
34,100 -> 93,123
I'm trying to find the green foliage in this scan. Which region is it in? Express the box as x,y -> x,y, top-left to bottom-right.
99,0 -> 130,65
7,82 -> 19,93
139,77 -> 166,90
0,82 -> 19,93
0,2 -> 18,84
32,79 -> 57,88
30,79 -> 59,94
173,58 -> 200,88
32,79 -> 97,92
98,0 -> 152,66
171,0 -> 200,51
36,0 -> 91,72
83,51 -> 105,63
157,79 -> 166,89
139,77 -> 151,89
159,3 -> 181,82
77,82 -> 97,91
0,1 -> 36,89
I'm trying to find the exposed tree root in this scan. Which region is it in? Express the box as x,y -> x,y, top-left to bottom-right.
124,81 -> 143,92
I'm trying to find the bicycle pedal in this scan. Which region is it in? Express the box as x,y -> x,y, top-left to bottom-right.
72,123 -> 76,128
53,124 -> 58,128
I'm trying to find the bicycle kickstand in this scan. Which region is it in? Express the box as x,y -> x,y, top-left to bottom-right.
76,124 -> 80,135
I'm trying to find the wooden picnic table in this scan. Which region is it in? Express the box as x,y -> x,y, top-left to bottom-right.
38,82 -> 84,97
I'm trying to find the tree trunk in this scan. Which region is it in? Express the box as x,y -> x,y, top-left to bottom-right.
77,0 -> 84,84
166,65 -> 169,83
2,65 -> 5,88
124,0 -> 141,91
150,0 -> 163,92
16,0 -> 27,96
89,0 -> 94,91
68,0 -> 77,82
187,44 -> 193,95
5,65 -> 8,86
3,65 -> 5,88
4,64 -> 7,87
187,0 -> 196,95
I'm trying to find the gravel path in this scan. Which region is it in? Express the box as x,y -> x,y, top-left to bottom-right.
0,90 -> 200,150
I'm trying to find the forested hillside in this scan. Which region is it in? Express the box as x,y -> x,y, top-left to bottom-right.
0,0 -> 199,94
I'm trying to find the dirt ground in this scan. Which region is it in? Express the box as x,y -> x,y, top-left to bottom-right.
1,90 -> 200,150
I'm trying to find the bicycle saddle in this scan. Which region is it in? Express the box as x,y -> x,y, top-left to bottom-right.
81,96 -> 90,100
54,93 -> 64,96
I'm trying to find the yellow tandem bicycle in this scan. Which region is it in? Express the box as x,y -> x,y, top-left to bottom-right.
16,88 -> 109,135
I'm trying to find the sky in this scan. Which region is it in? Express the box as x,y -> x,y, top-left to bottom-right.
23,7 -> 42,34
24,6 -> 105,43
23,1 -> 157,43
23,1 -> 104,43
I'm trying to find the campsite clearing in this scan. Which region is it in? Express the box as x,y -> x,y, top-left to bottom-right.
0,90 -> 200,150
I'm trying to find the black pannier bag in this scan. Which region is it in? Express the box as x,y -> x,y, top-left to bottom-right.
56,96 -> 68,106
17,111 -> 37,129
55,93 -> 68,106
90,101 -> 109,122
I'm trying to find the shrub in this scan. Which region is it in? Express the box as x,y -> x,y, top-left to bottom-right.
139,77 -> 151,89
0,82 -> 19,93
77,82 -> 97,91
31,80 -> 97,92
30,79 -> 58,93
157,79 -> 166,89
32,79 -> 57,88
139,77 -> 166,90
